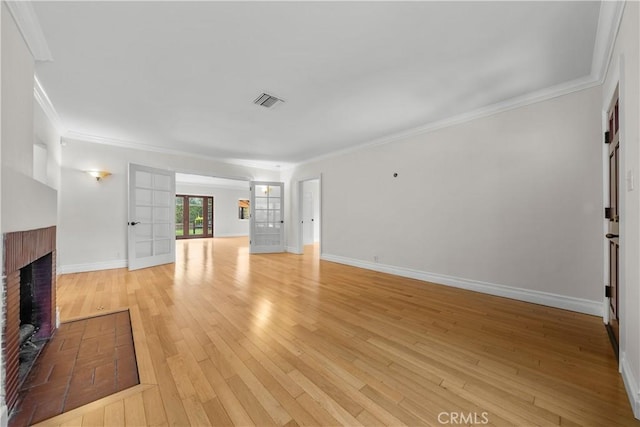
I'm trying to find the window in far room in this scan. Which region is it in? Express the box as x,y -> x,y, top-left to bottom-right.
176,195 -> 214,239
238,199 -> 250,220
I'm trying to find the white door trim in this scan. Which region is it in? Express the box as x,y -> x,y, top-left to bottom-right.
296,175 -> 322,255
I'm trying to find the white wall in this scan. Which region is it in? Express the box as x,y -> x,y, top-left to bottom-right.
33,100 -> 62,191
603,1 -> 640,419
284,86 -> 604,315
0,3 -> 61,424
58,139 -> 278,272
175,183 -> 250,237
1,3 -> 57,234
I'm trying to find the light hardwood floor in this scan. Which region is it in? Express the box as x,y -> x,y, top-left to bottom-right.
35,237 -> 638,426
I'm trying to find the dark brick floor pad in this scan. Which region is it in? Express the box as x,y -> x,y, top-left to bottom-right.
9,311 -> 139,426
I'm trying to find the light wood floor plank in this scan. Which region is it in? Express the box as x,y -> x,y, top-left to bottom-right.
80,407 -> 104,427
58,415 -> 83,427
42,237 -> 638,427
295,393 -> 341,426
288,370 -> 363,426
123,392 -> 147,426
141,386 -> 168,427
198,359 -> 254,426
202,397 -> 234,427
103,400 -> 125,427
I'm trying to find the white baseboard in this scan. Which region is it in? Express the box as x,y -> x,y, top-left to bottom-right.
321,254 -> 602,316
59,259 -> 128,274
286,246 -> 302,254
621,352 -> 640,419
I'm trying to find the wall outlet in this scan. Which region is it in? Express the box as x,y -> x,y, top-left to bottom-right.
627,169 -> 635,192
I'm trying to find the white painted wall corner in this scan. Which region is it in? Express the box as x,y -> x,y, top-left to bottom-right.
321,254 -> 603,316
621,352 -> 640,419
0,403 -> 8,427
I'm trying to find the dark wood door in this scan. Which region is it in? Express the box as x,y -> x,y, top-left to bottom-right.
176,195 -> 214,239
606,89 -> 620,352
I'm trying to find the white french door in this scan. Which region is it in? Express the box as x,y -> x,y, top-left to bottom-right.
128,163 -> 176,270
250,181 -> 285,253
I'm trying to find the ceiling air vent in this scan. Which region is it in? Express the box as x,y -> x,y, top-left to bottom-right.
254,93 -> 284,108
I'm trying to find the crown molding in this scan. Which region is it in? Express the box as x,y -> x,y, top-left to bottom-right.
63,131 -> 286,172
70,69 -> 600,175
223,158 -> 294,172
5,1 -> 53,61
34,75 -> 65,134
49,1 -> 627,174
591,0 -> 626,84
287,2 -> 628,170
296,74 -> 601,169
64,131 -> 196,157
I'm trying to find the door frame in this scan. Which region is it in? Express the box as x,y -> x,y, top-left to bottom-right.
296,175 -> 322,255
601,102 -> 611,325
604,86 -> 621,354
173,171 -> 252,240
127,162 -> 176,271
602,55 -> 626,360
175,194 -> 214,239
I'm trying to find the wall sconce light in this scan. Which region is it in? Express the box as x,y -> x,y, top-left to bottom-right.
86,170 -> 111,181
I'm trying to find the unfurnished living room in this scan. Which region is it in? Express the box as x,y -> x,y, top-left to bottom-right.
1,1 -> 639,426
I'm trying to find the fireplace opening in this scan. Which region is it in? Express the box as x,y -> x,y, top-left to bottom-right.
17,253 -> 53,384
2,226 -> 56,413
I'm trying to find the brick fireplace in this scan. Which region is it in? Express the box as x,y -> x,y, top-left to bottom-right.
2,226 -> 56,412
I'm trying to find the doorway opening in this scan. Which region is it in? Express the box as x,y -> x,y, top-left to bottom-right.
176,195 -> 214,238
298,177 -> 321,256
175,173 -> 251,241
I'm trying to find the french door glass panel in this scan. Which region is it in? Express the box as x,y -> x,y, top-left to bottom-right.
175,197 -> 184,236
250,182 -> 284,253
207,198 -> 213,235
128,163 -> 176,271
189,197 -> 204,236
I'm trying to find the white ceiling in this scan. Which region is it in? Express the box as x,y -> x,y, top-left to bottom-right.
31,1 -> 602,167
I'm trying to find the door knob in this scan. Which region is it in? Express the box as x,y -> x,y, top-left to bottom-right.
128,221 -> 140,226
606,233 -> 619,239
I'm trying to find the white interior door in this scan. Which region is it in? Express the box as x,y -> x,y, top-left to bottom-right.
303,191 -> 314,245
250,181 -> 285,253
128,163 -> 176,270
